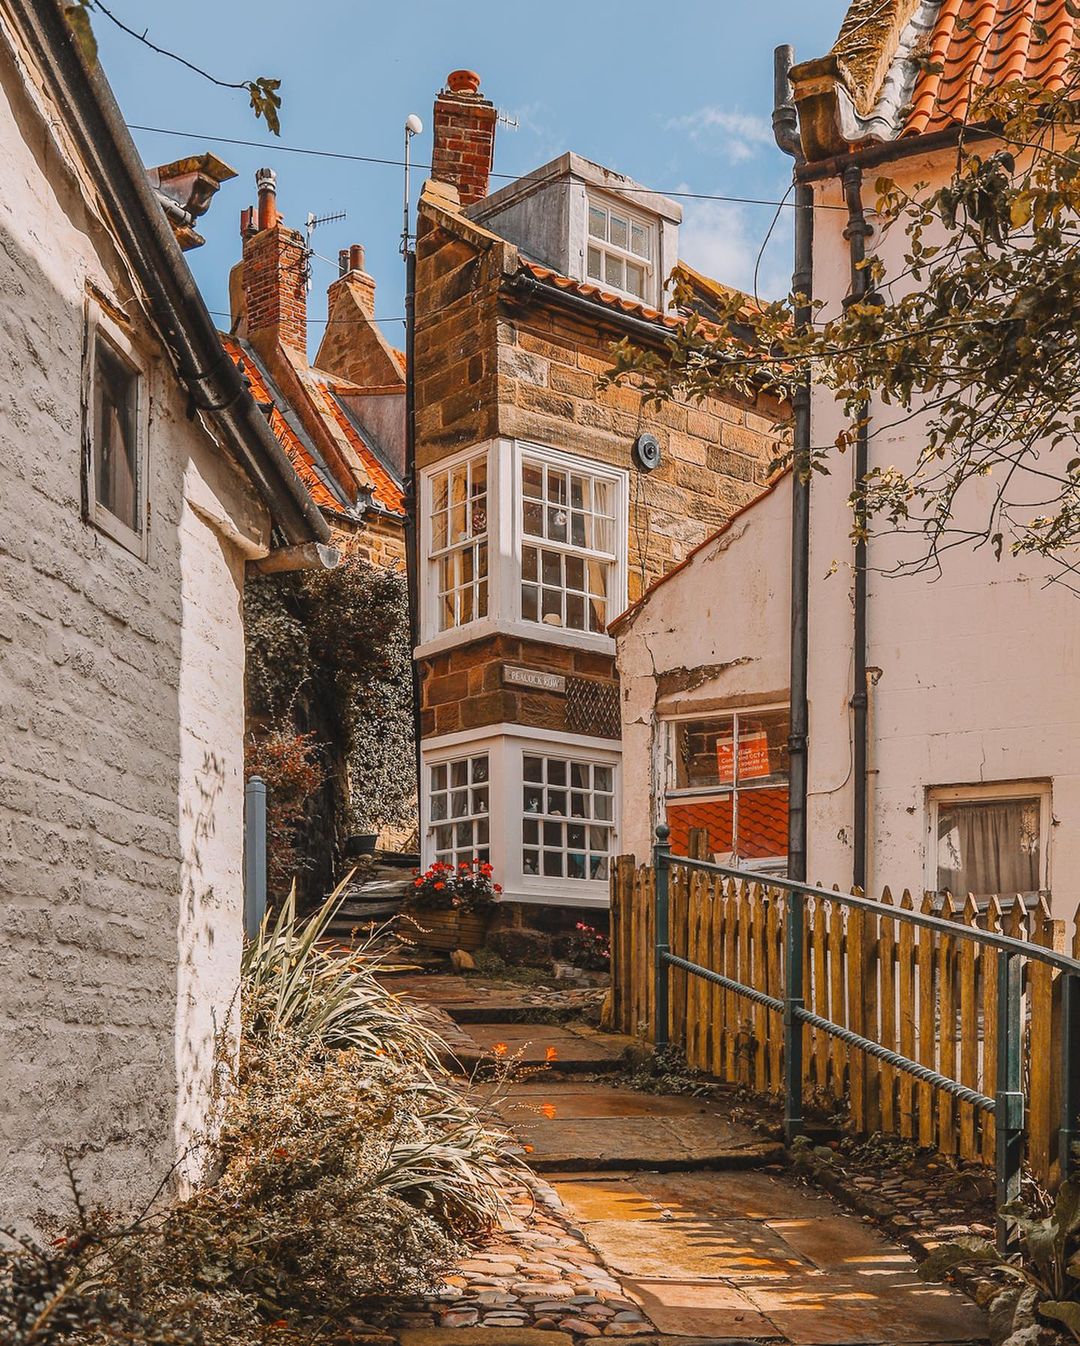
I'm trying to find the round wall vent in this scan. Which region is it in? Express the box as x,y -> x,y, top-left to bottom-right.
632,432 -> 662,472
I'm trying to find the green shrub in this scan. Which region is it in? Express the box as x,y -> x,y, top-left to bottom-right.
1,886 -> 519,1343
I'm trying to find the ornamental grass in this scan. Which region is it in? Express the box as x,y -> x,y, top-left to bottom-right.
1,878 -> 521,1344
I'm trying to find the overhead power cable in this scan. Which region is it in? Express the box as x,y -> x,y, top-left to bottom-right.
126,121 -> 848,212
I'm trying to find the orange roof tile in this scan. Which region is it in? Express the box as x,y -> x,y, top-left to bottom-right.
665,788 -> 788,861
521,261 -> 685,331
221,334 -> 342,513
904,0 -> 1080,136
317,384 -> 405,515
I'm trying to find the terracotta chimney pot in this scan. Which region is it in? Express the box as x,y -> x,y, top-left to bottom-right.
447,69 -> 481,95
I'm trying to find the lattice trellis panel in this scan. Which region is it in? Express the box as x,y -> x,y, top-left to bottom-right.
566,677 -> 620,739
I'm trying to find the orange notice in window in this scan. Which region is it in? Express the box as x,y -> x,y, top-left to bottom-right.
716,730 -> 771,782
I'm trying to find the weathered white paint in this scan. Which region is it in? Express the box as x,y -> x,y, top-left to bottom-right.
616,142 -> 1080,921
0,10 -> 269,1228
805,156 -> 1080,918
615,475 -> 792,861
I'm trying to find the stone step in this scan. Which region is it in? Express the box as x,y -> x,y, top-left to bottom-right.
505,1083 -> 784,1174
449,1023 -> 634,1077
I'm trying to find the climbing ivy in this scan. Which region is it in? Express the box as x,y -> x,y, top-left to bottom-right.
245,549 -> 415,897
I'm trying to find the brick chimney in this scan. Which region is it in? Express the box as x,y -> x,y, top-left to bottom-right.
331,244 -> 376,318
239,168 -> 307,352
431,69 -> 496,206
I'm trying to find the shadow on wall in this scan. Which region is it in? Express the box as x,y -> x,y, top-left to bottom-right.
0,45 -> 242,1233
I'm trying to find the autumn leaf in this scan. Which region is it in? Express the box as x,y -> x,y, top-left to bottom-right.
248,77 -> 282,136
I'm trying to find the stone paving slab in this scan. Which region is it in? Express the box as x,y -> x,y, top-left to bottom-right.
458,1023 -> 635,1074
742,1273 -> 988,1344
574,1216 -> 815,1282
511,1085 -> 782,1172
556,1168 -> 987,1344
618,1278 -> 781,1340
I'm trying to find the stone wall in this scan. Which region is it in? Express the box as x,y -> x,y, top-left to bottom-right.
0,26 -> 268,1229
420,634 -> 617,739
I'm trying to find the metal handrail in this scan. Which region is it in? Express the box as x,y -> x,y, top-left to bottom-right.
665,850 -> 1080,975
649,825 -> 1080,1248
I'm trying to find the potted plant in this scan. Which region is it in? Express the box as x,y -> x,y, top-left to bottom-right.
402,860 -> 501,952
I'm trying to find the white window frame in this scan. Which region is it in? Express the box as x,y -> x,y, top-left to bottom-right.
416,440 -> 628,659
427,750 -> 492,867
585,191 -> 658,307
82,302 -> 150,560
509,441 -> 627,652
421,726 -> 620,909
660,705 -> 790,875
925,781 -> 1052,900
422,443 -> 491,640
517,445 -> 622,641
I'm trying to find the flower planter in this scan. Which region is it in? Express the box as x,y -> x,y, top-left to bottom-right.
403,908 -> 488,953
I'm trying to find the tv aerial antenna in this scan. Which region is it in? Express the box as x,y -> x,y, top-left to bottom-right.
302,208 -> 347,289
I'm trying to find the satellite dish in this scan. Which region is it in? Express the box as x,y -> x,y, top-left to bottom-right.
632,432 -> 662,472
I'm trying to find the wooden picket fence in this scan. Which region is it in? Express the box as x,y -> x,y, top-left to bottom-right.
610,848 -> 1080,1191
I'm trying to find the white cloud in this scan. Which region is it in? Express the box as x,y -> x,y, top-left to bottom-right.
667,106 -> 775,165
676,194 -> 792,301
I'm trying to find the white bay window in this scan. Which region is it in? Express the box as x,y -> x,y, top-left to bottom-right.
419,441 -> 627,653
422,730 -> 619,907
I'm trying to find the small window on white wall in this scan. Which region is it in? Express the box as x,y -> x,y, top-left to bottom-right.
520,455 -> 618,635
430,753 -> 490,865
84,318 -> 148,558
429,454 -> 488,632
521,753 -> 614,882
586,195 -> 655,303
928,783 -> 1049,902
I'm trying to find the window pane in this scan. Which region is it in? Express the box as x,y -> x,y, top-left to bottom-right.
625,262 -> 645,299
566,594 -> 585,630
428,754 -> 489,868
631,221 -> 650,258
94,338 -> 139,531
522,584 -> 538,621
548,759 -> 567,785
604,254 -> 624,288
524,500 -> 544,536
524,756 -> 543,782
936,796 -> 1041,898
523,849 -> 540,874
736,711 -> 790,784
736,786 -> 789,861
587,246 -> 602,280
609,213 -> 629,249
543,851 -> 563,877
588,204 -> 607,238
523,460 -> 544,498
676,717 -> 737,789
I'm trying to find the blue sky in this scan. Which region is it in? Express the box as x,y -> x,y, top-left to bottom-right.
96,2 -> 847,355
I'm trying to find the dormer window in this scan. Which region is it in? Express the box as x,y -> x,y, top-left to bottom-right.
586,195 -> 655,304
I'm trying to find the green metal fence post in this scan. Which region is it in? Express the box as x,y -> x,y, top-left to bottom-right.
996,949 -> 1024,1250
1060,972 -> 1080,1179
783,888 -> 806,1142
654,824 -> 672,1050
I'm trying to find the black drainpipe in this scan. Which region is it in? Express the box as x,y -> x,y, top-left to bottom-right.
403,246 -> 424,811
841,164 -> 872,892
772,46 -> 812,886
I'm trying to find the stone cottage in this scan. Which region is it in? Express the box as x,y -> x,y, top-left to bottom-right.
0,0 -> 327,1228
412,70 -> 786,915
